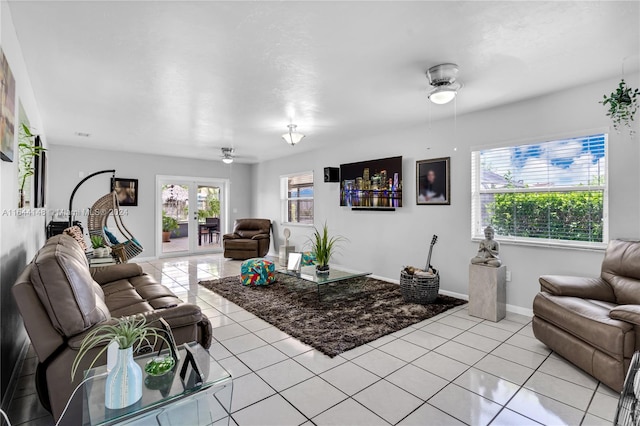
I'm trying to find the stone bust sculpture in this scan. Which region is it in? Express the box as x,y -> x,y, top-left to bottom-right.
471,226 -> 501,267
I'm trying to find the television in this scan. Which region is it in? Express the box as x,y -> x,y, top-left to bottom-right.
340,156 -> 402,209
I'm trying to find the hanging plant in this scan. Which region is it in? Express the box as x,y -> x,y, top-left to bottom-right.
600,79 -> 640,136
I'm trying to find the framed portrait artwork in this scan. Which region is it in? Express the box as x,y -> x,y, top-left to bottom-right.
111,178 -> 138,206
416,157 -> 450,205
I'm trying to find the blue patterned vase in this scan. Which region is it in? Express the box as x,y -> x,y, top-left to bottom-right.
105,347 -> 142,409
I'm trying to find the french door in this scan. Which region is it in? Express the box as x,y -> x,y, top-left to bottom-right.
156,176 -> 229,257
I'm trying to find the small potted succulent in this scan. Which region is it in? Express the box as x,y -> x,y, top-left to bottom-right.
600,79 -> 640,136
90,235 -> 108,257
71,316 -> 172,409
308,222 -> 346,275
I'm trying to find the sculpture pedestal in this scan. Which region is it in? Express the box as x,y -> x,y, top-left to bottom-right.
279,245 -> 296,266
468,264 -> 506,322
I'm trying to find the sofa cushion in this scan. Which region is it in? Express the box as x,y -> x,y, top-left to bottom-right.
225,239 -> 258,249
30,235 -> 108,337
533,292 -> 633,358
601,239 -> 640,304
102,274 -> 182,316
63,226 -> 87,251
236,230 -> 264,239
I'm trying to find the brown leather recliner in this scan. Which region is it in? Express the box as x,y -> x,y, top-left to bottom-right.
12,234 -> 212,421
223,218 -> 271,259
533,239 -> 640,391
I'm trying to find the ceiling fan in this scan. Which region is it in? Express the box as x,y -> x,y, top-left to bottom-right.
220,147 -> 235,164
426,63 -> 462,105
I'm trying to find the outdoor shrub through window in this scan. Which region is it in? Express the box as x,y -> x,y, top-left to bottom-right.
281,172 -> 314,224
471,134 -> 607,247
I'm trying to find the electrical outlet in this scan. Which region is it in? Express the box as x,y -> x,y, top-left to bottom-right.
506,270 -> 512,282
78,171 -> 85,178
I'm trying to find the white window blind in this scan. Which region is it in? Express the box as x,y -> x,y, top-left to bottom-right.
281,172 -> 314,224
471,134 -> 607,248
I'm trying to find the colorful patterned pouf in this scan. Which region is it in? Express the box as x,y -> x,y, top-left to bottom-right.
301,252 -> 317,266
240,258 -> 276,286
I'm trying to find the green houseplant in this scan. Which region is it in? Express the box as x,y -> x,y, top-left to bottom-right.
90,235 -> 109,258
162,213 -> 179,242
71,316 -> 171,409
600,79 -> 640,136
308,222 -> 346,274
90,235 -> 105,250
17,123 -> 46,208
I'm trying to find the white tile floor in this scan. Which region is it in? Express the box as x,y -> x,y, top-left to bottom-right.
10,252 -> 620,425
126,253 -> 620,426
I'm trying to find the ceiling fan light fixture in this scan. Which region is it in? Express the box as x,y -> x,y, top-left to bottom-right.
282,124 -> 305,146
221,147 -> 234,164
426,63 -> 461,105
428,86 -> 457,105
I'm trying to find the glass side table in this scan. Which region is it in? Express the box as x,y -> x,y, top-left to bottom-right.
59,342 -> 232,426
615,351 -> 640,426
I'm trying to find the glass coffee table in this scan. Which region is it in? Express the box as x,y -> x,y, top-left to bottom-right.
58,342 -> 233,426
277,265 -> 371,296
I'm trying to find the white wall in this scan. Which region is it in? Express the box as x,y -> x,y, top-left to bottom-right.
0,2 -> 48,404
46,145 -> 254,258
252,75 -> 640,312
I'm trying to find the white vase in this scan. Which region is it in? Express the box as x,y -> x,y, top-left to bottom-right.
94,247 -> 106,258
105,347 -> 142,409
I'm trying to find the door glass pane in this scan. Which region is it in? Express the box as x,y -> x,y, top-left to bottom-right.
196,185 -> 221,251
161,183 -> 190,254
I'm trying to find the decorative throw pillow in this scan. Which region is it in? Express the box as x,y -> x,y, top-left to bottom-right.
63,226 -> 88,250
103,227 -> 120,244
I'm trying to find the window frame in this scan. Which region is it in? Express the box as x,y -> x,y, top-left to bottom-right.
471,132 -> 609,250
280,171 -> 315,226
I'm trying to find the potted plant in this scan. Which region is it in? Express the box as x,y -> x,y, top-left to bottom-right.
71,316 -> 171,409
17,123 -> 46,208
162,213 -> 179,242
600,79 -> 640,136
90,235 -> 107,257
308,222 -> 346,275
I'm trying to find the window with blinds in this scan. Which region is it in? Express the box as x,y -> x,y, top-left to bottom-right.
471,134 -> 608,247
281,172 -> 314,224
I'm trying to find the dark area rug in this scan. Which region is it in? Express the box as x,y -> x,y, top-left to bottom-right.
199,274 -> 467,357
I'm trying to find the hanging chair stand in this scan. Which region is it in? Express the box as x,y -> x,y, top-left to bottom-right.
68,169 -> 116,227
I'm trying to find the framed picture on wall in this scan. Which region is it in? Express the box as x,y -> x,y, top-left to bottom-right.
111,177 -> 138,206
0,48 -> 16,162
416,157 -> 450,205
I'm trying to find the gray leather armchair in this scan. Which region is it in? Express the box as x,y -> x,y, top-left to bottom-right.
533,239 -> 640,391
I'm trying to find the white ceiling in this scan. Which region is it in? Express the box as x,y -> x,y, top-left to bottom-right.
7,1 -> 640,163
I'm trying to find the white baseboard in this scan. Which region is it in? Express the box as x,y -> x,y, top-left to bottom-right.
438,289 -> 469,300
374,274 -> 533,317
505,304 -> 534,317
